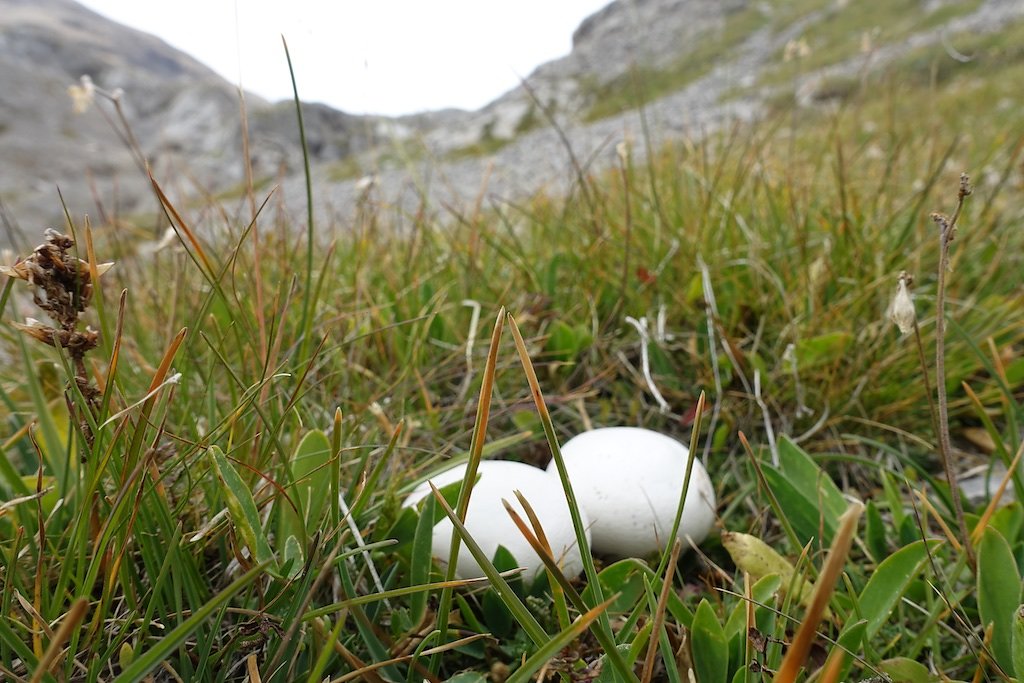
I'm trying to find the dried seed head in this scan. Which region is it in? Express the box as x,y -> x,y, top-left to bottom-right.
68,75 -> 95,114
783,38 -> 811,62
12,318 -> 59,346
889,271 -> 916,335
959,172 -> 973,199
1,231 -> 111,330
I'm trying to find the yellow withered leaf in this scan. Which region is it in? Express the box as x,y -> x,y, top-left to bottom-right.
722,530 -> 826,618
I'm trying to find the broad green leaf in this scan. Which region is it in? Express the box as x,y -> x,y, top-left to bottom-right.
1012,603 -> 1024,680
691,598 -> 728,683
581,558 -> 650,613
491,544 -> 525,597
898,514 -> 923,547
429,478 -> 470,526
859,540 -> 937,639
978,526 -> 1021,674
880,471 -> 906,528
762,466 -> 837,546
208,446 -> 275,569
580,558 -> 694,628
291,429 -> 333,532
987,503 -> 1023,546
776,436 -> 847,522
282,534 -> 303,580
878,657 -> 932,683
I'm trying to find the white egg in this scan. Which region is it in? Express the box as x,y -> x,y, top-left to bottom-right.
548,427 -> 716,558
403,460 -> 590,580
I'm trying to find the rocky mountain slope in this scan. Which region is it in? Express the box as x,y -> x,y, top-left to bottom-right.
0,0 -> 378,243
2,0 -> 1022,246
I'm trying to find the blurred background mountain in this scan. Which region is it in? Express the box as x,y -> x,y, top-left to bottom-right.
1,0 -> 1020,246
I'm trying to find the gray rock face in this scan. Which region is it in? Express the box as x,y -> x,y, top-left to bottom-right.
417,0 -> 751,154
0,0 -> 376,242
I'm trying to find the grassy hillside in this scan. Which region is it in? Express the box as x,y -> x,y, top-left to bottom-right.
1,12 -> 1023,683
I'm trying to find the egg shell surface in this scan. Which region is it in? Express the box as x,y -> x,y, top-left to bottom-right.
403,460 -> 590,580
548,427 -> 716,558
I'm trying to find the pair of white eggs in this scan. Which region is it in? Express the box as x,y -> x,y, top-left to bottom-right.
403,427 -> 716,580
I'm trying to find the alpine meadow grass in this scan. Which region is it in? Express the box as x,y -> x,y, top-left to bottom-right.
1,37 -> 1023,682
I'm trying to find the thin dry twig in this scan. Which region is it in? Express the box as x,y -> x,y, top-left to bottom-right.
932,172 -> 975,571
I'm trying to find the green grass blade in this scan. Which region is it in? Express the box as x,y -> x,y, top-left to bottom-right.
281,36 -> 316,360
505,596 -> 616,683
430,482 -> 549,646
112,563 -> 267,683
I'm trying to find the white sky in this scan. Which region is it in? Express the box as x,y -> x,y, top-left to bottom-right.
76,1 -> 612,117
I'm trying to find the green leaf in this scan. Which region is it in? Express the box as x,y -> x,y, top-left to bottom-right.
291,429 -> 332,532
113,562 -> 267,683
724,574 -> 783,640
381,505 -> 418,549
864,500 -> 888,564
409,492 -> 436,625
762,466 -> 837,547
987,502 -> 1023,546
447,674 -> 488,683
859,540 -> 937,639
208,446 -> 275,569
776,436 -> 847,522
833,620 -> 867,683
491,545 -> 525,597
544,320 -> 592,362
1011,603 -> 1024,680
978,526 -> 1021,674
581,558 -> 649,613
282,535 -> 303,580
691,599 -> 729,683
482,585 -> 515,639
878,657 -> 932,683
